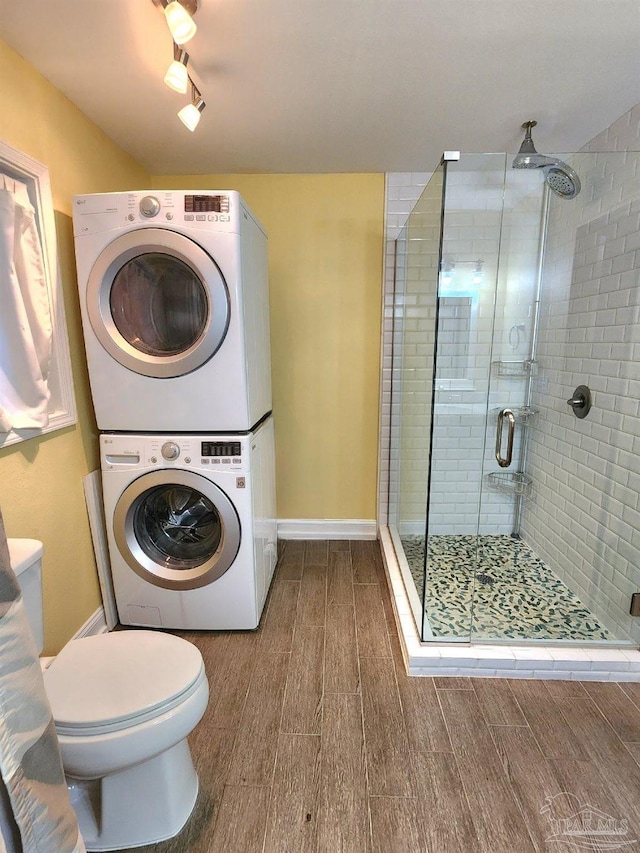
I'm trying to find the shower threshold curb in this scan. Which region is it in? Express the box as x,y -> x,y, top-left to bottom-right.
379,526 -> 640,682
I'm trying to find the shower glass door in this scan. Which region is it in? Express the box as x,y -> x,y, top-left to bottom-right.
388,162 -> 446,635
422,154 -> 509,641
391,153 -> 576,641
390,153 -> 539,641
464,155 -> 545,640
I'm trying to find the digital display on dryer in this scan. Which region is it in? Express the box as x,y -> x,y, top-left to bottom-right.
201,441 -> 242,458
184,195 -> 230,213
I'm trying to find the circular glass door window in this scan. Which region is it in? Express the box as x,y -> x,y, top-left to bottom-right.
110,253 -> 208,357
114,469 -> 241,590
87,229 -> 230,378
133,483 -> 221,570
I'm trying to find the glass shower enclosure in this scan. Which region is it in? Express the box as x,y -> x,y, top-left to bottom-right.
388,150 -> 640,646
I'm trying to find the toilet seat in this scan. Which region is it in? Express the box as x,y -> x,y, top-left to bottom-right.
44,631 -> 205,736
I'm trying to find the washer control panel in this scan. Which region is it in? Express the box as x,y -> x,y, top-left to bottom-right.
201,440 -> 241,458
199,440 -> 243,467
101,434 -> 247,472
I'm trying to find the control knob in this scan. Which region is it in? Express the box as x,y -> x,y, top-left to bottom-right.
139,195 -> 161,218
161,441 -> 180,461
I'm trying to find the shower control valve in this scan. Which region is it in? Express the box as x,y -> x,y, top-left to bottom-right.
567,384 -> 592,419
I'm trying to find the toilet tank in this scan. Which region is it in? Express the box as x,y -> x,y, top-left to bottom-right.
6,539 -> 44,653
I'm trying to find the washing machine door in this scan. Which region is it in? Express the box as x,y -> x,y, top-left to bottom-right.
87,229 -> 230,378
113,470 -> 241,590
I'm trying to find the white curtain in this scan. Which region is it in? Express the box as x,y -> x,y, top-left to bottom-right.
0,175 -> 52,434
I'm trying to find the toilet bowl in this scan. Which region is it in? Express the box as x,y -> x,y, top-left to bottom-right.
6,539 -> 209,852
44,631 -> 209,850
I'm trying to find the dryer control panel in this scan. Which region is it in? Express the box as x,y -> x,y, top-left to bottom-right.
72,190 -> 250,236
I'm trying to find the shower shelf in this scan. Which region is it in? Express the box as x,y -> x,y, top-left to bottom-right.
491,405 -> 538,422
486,471 -> 533,498
491,359 -> 536,378
516,405 -> 538,421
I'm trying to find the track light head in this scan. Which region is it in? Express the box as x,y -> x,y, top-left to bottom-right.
178,82 -> 205,131
152,0 -> 198,45
164,44 -> 189,93
165,0 -> 197,44
178,98 -> 205,131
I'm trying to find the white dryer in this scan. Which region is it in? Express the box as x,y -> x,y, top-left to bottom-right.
100,417 -> 277,630
73,190 -> 271,432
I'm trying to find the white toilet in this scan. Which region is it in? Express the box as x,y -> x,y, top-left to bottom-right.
7,539 -> 209,851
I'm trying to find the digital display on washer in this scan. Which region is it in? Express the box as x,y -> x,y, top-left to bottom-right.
184,195 -> 230,213
201,441 -> 242,458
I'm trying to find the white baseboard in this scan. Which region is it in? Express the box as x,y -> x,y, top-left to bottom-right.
277,518 -> 377,540
71,607 -> 109,640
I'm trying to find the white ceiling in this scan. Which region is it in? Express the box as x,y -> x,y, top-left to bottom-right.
1,1 -> 639,175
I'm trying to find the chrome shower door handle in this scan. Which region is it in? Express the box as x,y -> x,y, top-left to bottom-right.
495,408 -> 516,468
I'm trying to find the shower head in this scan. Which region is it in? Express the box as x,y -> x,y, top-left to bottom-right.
543,163 -> 581,199
512,120 -> 581,199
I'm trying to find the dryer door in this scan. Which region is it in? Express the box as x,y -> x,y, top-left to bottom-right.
87,229 -> 230,378
113,470 -> 241,590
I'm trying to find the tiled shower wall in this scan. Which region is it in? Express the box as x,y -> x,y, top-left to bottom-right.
521,104 -> 640,643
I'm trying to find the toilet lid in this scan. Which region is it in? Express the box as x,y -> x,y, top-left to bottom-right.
44,631 -> 205,730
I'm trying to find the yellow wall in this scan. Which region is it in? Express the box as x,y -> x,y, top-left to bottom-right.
152,174 -> 384,519
0,40 -> 150,653
0,41 -> 384,653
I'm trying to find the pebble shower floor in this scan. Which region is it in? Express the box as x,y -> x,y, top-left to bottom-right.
400,534 -> 612,641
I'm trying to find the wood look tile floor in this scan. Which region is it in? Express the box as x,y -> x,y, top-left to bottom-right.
118,540 -> 640,852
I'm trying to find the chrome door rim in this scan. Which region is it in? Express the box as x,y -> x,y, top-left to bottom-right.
87,228 -> 230,378
113,469 -> 241,590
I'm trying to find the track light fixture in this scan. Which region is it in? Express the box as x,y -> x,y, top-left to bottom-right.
164,43 -> 189,93
153,0 -> 204,130
178,81 -> 206,131
472,259 -> 484,285
440,257 -> 485,288
441,259 -> 455,287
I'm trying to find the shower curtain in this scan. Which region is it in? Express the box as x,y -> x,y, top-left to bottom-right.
0,509 -> 85,853
0,174 -> 52,434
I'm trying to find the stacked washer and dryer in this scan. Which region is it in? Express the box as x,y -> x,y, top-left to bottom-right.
73,190 -> 277,630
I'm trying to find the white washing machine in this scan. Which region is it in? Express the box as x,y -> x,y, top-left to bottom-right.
73,190 -> 271,432
100,417 -> 277,630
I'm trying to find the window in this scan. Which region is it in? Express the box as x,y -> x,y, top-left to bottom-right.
0,141 -> 76,448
